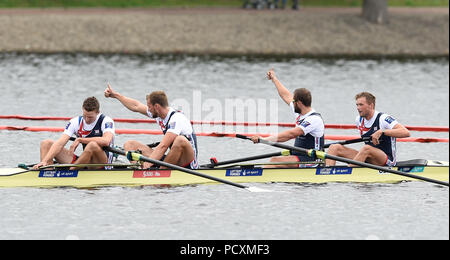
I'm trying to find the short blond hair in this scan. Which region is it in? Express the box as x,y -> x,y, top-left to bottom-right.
146,91 -> 169,107
355,92 -> 376,107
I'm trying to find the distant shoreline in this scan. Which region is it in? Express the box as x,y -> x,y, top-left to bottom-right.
2,51 -> 448,61
0,7 -> 448,58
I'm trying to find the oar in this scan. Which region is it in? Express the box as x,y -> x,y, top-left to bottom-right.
202,150 -> 291,168
236,134 -> 449,187
147,142 -> 160,148
215,161 -> 317,169
104,146 -> 272,192
324,136 -> 372,148
38,163 -> 140,169
72,137 -> 161,149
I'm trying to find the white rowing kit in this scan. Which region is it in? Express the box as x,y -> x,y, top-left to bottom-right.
64,113 -> 115,163
147,107 -> 199,169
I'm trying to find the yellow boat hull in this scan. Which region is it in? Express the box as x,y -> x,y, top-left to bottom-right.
1,165 -> 448,188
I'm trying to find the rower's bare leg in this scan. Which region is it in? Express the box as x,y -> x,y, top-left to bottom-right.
40,139 -> 73,164
124,140 -> 154,168
351,145 -> 388,167
162,136 -> 195,168
326,144 -> 358,166
264,156 -> 301,168
40,139 -> 54,162
70,142 -> 108,170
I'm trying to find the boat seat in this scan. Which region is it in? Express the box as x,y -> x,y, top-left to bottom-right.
396,159 -> 428,167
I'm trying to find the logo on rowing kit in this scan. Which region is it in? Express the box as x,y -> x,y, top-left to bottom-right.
384,116 -> 396,124
105,122 -> 113,129
39,170 -> 78,178
133,170 -> 171,178
300,121 -> 311,128
226,169 -> 263,177
316,167 -> 352,175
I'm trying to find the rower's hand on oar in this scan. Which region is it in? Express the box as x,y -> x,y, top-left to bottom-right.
104,83 -> 118,98
69,138 -> 81,154
250,136 -> 261,144
141,162 -> 153,169
32,161 -> 48,170
371,130 -> 383,146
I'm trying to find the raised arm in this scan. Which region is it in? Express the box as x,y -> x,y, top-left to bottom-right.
267,69 -> 293,105
104,84 -> 148,116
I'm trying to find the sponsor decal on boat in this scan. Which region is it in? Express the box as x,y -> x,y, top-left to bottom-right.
398,166 -> 425,173
316,167 -> 352,175
39,170 -> 78,178
226,169 -> 263,177
133,170 -> 171,178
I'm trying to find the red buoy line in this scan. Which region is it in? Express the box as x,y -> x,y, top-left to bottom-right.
0,125 -> 448,143
0,114 -> 448,132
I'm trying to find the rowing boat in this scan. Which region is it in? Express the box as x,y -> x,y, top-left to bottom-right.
0,159 -> 448,188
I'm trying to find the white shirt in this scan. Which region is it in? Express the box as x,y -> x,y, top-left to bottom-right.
63,114 -> 115,138
63,114 -> 115,164
290,102 -> 325,138
355,111 -> 398,135
147,107 -> 198,169
147,107 -> 194,137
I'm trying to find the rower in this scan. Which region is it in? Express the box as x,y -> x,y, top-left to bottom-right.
250,69 -> 325,168
32,97 -> 115,170
104,84 -> 199,169
326,92 -> 410,167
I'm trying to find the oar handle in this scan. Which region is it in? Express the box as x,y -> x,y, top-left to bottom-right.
147,142 -> 160,148
235,134 -> 251,140
203,150 -> 289,168
324,136 -> 372,148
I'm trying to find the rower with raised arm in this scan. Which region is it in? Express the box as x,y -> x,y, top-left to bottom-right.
326,92 -> 410,167
33,97 -> 115,170
250,69 -> 325,168
104,84 -> 198,169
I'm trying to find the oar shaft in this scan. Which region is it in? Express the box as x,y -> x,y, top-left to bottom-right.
324,136 -> 371,148
204,150 -> 289,168
105,146 -> 249,190
324,153 -> 449,186
236,134 -> 449,187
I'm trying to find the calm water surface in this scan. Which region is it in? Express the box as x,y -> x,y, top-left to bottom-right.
0,54 -> 448,240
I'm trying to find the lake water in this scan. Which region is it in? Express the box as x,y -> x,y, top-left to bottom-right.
0,53 -> 448,240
